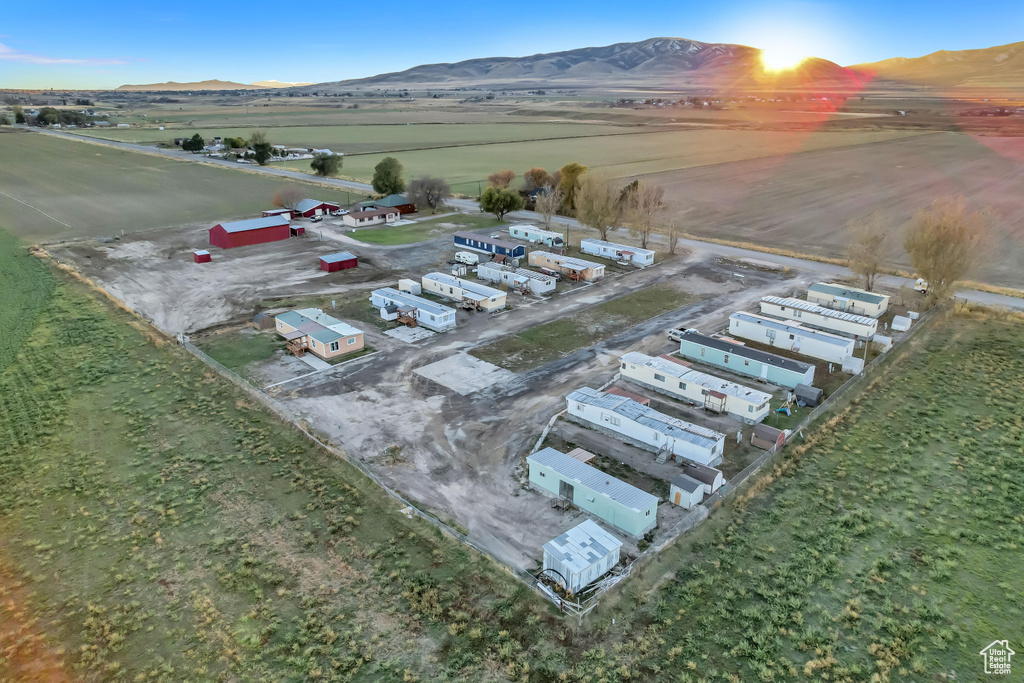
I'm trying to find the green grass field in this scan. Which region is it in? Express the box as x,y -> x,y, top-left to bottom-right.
471,283 -> 700,371
2,218 -> 1022,680
353,213 -> 502,245
0,132 -> 364,242
195,329 -> 283,372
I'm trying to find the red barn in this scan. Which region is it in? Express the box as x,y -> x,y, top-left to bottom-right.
320,251 -> 358,272
209,216 -> 290,249
293,198 -> 341,218
193,249 -> 211,263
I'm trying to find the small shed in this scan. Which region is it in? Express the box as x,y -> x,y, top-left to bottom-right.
794,383 -> 823,408
291,226 -> 306,237
682,462 -> 724,495
891,315 -> 912,332
752,423 -> 786,450
566,447 -> 597,464
193,249 -> 211,264
252,312 -> 276,330
320,251 -> 358,272
670,474 -> 704,509
542,520 -> 623,594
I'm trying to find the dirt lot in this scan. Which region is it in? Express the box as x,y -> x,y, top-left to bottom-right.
646,131 -> 1024,288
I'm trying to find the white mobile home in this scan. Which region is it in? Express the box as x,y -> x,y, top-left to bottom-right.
566,386 -> 726,466
508,224 -> 564,247
580,238 -> 655,266
528,251 -> 606,281
369,287 -> 456,331
728,312 -> 854,364
618,351 -> 772,423
420,272 -> 507,311
542,520 -> 623,594
759,296 -> 878,339
806,282 -> 889,318
477,261 -> 556,295
669,474 -> 704,509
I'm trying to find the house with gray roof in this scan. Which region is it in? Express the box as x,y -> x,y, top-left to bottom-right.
274,308 -> 364,360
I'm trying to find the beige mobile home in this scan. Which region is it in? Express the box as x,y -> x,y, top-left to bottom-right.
528,251 -> 605,282
420,272 -> 507,311
806,282 -> 889,318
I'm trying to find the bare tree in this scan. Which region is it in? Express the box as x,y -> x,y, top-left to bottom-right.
667,221 -> 679,255
846,212 -> 893,292
624,181 -> 663,249
273,187 -> 303,209
487,169 -> 516,188
534,186 -> 563,229
904,195 -> 991,301
574,173 -> 620,241
407,176 -> 451,213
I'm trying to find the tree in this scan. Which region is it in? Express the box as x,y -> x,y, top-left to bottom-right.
249,130 -> 273,166
574,174 -> 620,241
480,186 -> 525,221
0,115 -> 9,126
13,105 -> 25,124
667,221 -> 680,255
487,169 -> 516,188
523,167 -> 552,190
35,107 -> 60,126
624,181 -> 663,249
273,187 -> 303,209
407,176 -> 451,212
557,162 -> 587,210
903,196 -> 991,301
372,156 -> 405,195
181,133 -> 205,152
310,153 -> 342,177
534,187 -> 563,230
223,136 -> 247,149
846,212 -> 892,292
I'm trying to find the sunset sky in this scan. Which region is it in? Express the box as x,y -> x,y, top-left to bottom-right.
3,0 -> 1023,89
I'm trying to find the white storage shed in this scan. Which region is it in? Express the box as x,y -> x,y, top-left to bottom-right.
669,474 -> 704,509
542,520 -> 623,594
729,312 -> 854,364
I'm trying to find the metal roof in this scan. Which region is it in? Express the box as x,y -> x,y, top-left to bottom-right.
730,312 -> 854,348
531,251 -> 605,271
528,447 -> 658,512
320,251 -> 357,264
671,473 -> 704,494
276,308 -> 363,344
371,288 -> 455,317
808,282 -> 888,305
453,231 -> 520,250
193,249 -> 210,256
216,215 -> 289,233
422,272 -> 504,299
371,193 -> 411,207
542,519 -> 623,575
568,387 -> 724,450
761,296 -> 877,326
478,261 -> 556,283
620,351 -> 772,404
677,330 -> 813,373
509,224 -> 562,239
681,462 -> 722,485
580,238 -> 655,256
293,198 -> 338,213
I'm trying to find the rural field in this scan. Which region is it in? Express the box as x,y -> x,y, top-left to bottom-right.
0,132 -> 364,242
2,221 -> 1021,680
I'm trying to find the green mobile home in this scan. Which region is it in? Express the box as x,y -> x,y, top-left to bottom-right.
676,330 -> 815,389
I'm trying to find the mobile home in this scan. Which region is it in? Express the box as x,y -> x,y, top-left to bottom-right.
528,251 -> 605,282
420,272 -> 507,311
542,520 -> 623,594
760,296 -> 878,339
618,351 -> 772,423
579,238 -> 655,266
806,282 -> 889,318
527,447 -> 657,537
508,224 -> 564,247
275,309 -> 364,360
676,330 -> 815,389
452,231 -> 525,259
477,261 -> 556,295
728,312 -> 855,364
566,386 -> 726,466
369,288 -> 456,331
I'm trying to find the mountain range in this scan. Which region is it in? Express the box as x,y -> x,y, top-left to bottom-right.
854,40 -> 1024,88
116,79 -> 311,91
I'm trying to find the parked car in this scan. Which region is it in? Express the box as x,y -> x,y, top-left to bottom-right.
331,209 -> 349,216
310,215 -> 323,223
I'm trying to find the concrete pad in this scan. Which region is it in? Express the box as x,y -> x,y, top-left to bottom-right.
299,354 -> 331,370
414,353 -> 515,396
385,326 -> 436,344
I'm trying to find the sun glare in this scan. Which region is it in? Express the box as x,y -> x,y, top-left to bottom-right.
761,47 -> 807,72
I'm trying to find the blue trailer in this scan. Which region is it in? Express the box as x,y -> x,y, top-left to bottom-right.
453,230 -> 525,259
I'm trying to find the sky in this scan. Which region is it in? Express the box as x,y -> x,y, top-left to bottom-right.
2,0 -> 1023,89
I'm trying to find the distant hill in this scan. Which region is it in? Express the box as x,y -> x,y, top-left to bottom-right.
116,80 -> 270,91
251,80 -> 314,88
853,41 -> 1024,88
305,37 -> 860,91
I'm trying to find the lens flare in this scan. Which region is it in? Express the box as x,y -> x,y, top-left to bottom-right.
761,47 -> 807,72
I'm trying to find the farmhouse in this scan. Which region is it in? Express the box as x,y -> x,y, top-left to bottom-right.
728,312 -> 855,364
759,296 -> 878,339
209,215 -> 290,249
566,386 -> 726,466
681,462 -> 724,495
580,238 -> 655,266
527,447 -> 658,537
528,251 -> 605,281
542,520 -> 623,594
364,193 -> 416,214
274,308 -> 364,360
420,272 -> 507,311
452,231 -> 525,259
292,199 -> 340,218
476,261 -> 556,295
369,288 -> 456,331
676,330 -> 815,389
669,474 -> 704,509
807,282 -> 890,318
618,351 -> 772,423
341,207 -> 400,228
508,224 -> 564,247
319,251 -> 358,272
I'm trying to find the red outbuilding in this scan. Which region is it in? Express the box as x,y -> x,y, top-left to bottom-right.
293,198 -> 341,218
209,216 -> 290,249
290,226 -> 306,237
320,251 -> 358,272
193,249 -> 211,263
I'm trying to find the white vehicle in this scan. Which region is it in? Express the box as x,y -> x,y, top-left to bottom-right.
913,278 -> 929,294
454,251 -> 480,266
331,209 -> 350,216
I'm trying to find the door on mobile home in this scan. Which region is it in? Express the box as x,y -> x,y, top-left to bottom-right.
559,480 -> 574,501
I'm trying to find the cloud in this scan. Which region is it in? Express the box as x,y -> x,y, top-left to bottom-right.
0,43 -> 128,66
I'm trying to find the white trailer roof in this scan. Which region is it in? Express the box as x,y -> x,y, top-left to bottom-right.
761,296 -> 876,325
371,287 -> 455,316
532,251 -> 604,270
620,351 -> 771,404
528,447 -> 657,512
542,519 -> 623,574
580,238 -> 655,256
731,312 -> 854,348
422,272 -> 503,299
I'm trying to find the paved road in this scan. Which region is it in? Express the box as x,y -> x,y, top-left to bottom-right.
41,128 -> 1024,311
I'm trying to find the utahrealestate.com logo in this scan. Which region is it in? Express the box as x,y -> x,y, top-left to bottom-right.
980,640 -> 1015,675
